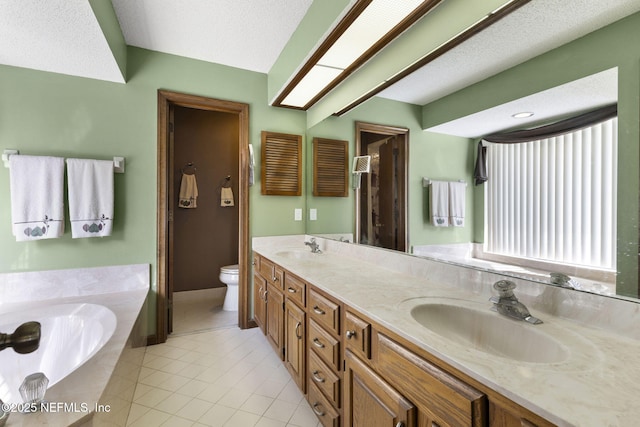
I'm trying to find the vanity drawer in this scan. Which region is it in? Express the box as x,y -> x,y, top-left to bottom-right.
308,350 -> 341,408
308,382 -> 340,427
259,257 -> 283,289
344,310 -> 371,360
309,289 -> 340,335
284,273 -> 306,307
309,319 -> 341,371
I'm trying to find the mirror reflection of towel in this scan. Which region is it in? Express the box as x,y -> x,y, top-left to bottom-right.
221,187 -> 234,207
179,173 -> 198,208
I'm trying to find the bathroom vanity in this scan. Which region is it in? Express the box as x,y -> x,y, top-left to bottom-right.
252,235 -> 640,427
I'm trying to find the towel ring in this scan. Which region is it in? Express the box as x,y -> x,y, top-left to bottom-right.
181,162 -> 196,174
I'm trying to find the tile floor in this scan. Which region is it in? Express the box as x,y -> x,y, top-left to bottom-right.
171,288 -> 237,335
127,288 -> 321,426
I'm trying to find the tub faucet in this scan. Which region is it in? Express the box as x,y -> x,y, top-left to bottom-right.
304,238 -> 322,253
0,321 -> 41,354
489,280 -> 543,325
550,272 -> 582,289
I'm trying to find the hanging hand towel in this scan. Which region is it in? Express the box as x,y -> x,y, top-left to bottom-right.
429,181 -> 449,227
449,181 -> 466,227
248,144 -> 255,186
9,155 -> 65,241
179,173 -> 198,208
221,187 -> 234,207
66,159 -> 114,238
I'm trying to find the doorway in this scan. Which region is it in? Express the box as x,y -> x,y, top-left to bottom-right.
157,90 -> 251,344
355,122 -> 408,252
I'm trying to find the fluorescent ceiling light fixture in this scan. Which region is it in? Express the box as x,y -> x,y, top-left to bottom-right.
512,111 -> 534,118
274,0 -> 442,109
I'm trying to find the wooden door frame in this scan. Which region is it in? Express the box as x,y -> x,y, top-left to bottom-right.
354,121 -> 409,252
156,89 -> 252,344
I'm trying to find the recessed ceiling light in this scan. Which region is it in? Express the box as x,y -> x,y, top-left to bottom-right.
512,112 -> 534,118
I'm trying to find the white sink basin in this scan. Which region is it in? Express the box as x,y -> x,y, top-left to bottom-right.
409,300 -> 569,363
275,250 -> 322,260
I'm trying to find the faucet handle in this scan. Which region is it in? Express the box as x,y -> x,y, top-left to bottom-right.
493,280 -> 517,297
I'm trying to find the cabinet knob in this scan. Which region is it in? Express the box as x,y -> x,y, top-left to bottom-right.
346,330 -> 356,339
272,276 -> 278,282
312,370 -> 325,383
295,322 -> 302,339
396,423 -> 405,427
312,403 -> 325,417
313,306 -> 326,315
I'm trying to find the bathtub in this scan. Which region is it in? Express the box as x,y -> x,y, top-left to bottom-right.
0,303 -> 117,405
0,264 -> 148,426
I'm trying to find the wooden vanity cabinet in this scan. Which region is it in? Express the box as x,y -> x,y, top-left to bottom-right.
266,281 -> 284,358
253,271 -> 267,333
344,349 -> 416,427
283,272 -> 307,392
308,287 -> 343,426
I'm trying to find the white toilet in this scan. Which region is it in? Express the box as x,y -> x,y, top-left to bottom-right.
219,264 -> 239,311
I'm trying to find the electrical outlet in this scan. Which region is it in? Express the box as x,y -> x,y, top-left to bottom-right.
294,208 -> 302,221
310,208 -> 317,221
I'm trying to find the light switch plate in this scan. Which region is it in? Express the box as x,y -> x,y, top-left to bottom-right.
310,208 -> 317,221
294,208 -> 302,221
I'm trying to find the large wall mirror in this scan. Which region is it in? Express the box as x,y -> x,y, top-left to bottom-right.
304,6 -> 640,303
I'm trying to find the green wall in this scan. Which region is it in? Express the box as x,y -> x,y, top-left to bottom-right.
306,97 -> 474,250
0,47 -> 307,333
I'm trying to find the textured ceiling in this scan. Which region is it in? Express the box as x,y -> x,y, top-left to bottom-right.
0,0 -> 125,83
0,0 -> 638,136
110,0 -> 313,73
378,0 -> 640,136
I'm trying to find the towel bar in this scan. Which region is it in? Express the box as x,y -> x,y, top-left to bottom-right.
3,150 -> 125,173
422,178 -> 467,187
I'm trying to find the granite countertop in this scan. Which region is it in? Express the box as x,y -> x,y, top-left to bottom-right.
253,236 -> 640,427
0,264 -> 149,427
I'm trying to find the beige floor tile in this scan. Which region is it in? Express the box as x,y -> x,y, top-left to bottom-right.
224,410 -> 261,426
128,408 -> 171,427
262,399 -> 298,423
196,403 -> 236,427
175,398 -> 214,422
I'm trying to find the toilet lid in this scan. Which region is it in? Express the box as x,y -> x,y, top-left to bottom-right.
221,264 -> 239,273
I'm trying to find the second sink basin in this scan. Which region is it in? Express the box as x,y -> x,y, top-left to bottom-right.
409,299 -> 569,363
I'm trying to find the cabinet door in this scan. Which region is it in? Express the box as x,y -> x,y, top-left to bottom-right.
266,282 -> 284,359
284,299 -> 306,392
253,273 -> 267,334
344,350 -> 416,427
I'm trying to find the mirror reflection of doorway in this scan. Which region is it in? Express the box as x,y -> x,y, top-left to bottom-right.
355,122 -> 408,252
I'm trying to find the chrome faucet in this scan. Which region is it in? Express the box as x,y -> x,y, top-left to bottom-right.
304,238 -> 322,253
489,280 -> 543,325
550,272 -> 581,289
0,321 -> 41,354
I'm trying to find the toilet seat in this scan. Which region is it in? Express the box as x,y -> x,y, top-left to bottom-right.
220,264 -> 239,274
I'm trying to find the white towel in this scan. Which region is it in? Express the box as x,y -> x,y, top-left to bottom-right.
179,173 -> 198,208
9,155 -> 65,241
221,187 -> 234,207
66,159 -> 114,238
248,144 -> 255,186
429,181 -> 449,227
449,181 -> 466,227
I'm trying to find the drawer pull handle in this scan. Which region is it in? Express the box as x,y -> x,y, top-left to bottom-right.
312,370 -> 325,383
346,330 -> 356,339
313,306 -> 326,315
295,322 -> 302,339
312,338 -> 325,348
312,403 -> 325,417
287,287 -> 297,293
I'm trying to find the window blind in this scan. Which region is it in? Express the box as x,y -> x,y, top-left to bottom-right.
484,117 -> 617,270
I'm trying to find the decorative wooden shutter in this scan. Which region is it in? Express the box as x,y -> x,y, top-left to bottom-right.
261,131 -> 302,196
313,138 -> 349,197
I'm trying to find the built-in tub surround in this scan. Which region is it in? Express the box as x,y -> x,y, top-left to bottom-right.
253,235 -> 640,426
0,264 -> 149,427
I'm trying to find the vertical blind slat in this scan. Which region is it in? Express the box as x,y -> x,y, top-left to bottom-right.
484,117 -> 617,271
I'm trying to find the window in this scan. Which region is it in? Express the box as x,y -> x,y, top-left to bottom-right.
484,116 -> 617,271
